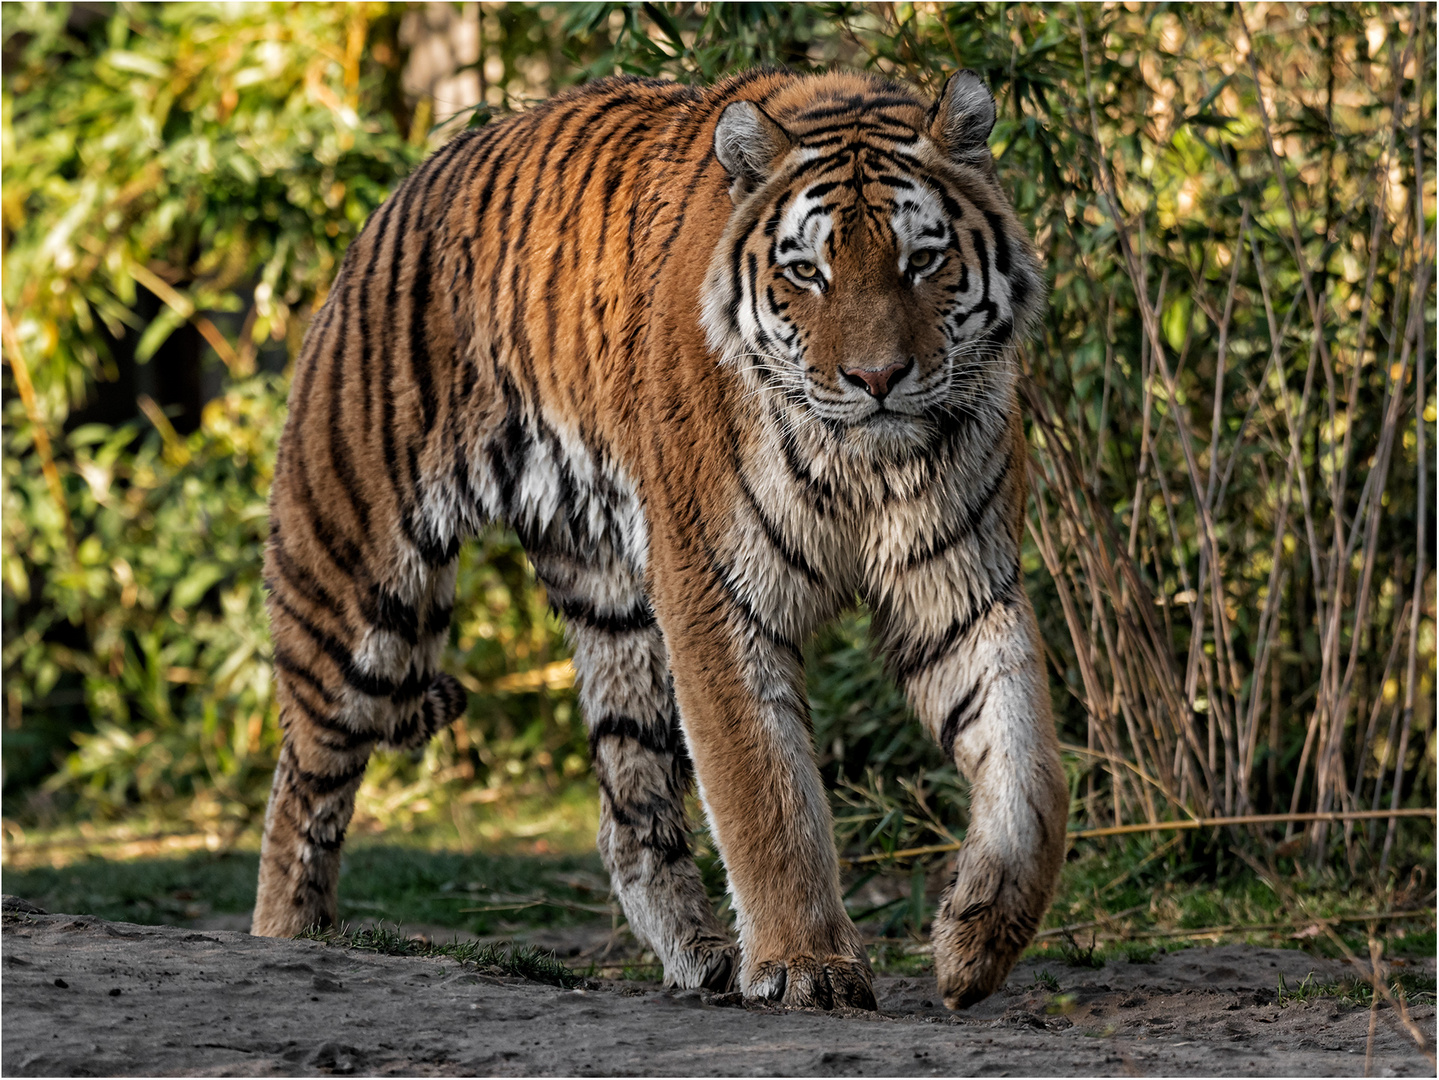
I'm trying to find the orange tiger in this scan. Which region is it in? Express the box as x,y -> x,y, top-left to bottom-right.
251,68 -> 1068,1011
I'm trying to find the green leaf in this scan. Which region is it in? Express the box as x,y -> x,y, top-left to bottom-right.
105,50 -> 169,79
1162,295 -> 1190,353
171,562 -> 227,609
134,308 -> 188,363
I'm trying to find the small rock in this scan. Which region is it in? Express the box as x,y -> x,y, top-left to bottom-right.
108,988 -> 121,997
309,1041 -> 363,1074
53,978 -> 68,989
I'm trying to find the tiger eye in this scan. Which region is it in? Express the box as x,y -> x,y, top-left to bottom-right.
909,250 -> 935,270
790,261 -> 818,280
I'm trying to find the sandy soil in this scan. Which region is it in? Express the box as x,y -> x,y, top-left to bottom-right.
2,899 -> 1433,1077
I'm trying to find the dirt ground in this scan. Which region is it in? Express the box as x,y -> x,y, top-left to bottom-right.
2,899 -> 1434,1077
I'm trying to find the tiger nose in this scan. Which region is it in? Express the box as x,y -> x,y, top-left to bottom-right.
841,357 -> 914,399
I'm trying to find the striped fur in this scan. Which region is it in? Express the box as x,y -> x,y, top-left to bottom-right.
252,69 -> 1067,1012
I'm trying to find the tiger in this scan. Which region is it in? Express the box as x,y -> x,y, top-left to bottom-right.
250,66 -> 1069,1012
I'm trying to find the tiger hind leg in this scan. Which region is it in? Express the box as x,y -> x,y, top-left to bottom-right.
251,525 -> 466,938
538,553 -> 736,990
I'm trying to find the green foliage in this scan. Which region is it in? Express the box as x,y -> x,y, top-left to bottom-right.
1,3 -> 587,829
2,1 -> 421,398
561,3 -> 840,83
1112,941 -> 1160,965
1057,929 -> 1104,969
334,842 -> 609,934
809,611 -> 970,859
4,377 -> 282,822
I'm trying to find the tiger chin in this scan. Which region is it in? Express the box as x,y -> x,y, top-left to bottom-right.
251,67 -> 1069,1013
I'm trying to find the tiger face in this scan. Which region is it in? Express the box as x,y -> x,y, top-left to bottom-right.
701,72 -> 1044,457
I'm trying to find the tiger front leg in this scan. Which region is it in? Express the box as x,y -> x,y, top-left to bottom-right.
651,563 -> 874,1010
569,622 -> 737,990
885,585 -> 1068,1009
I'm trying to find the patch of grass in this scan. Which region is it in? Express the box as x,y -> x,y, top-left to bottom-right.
1108,941 -> 1161,964
1057,929 -> 1103,968
1032,969 -> 1061,992
298,924 -> 584,988
1274,970 -> 1438,1009
336,843 -> 610,934
867,941 -> 932,976
1386,926 -> 1437,958
1,842 -> 611,934
1037,839 -> 1436,955
1,849 -> 262,925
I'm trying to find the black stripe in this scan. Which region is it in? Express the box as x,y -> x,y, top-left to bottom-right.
592,119 -> 654,266
594,774 -> 691,865
938,678 -> 989,752
408,228 -> 438,436
981,210 -> 1011,275
426,603 -> 454,636
360,584 -> 419,645
887,562 -> 1020,683
379,168 -> 428,512
271,592 -> 426,701
356,195 -> 403,435
398,504 -> 460,567
287,460 -> 364,576
384,694 -> 437,749
645,148 -> 716,283
294,761 -> 367,797
588,713 -> 679,758
516,104 -> 595,254
735,468 -> 823,586
272,646 -> 337,706
563,108 -> 646,259
699,536 -> 802,657
283,691 -> 372,752
905,447 -> 1012,569
794,94 -> 923,121
267,536 -> 345,618
556,596 -> 656,634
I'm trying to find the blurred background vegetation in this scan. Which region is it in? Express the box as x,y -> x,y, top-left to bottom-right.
2,2 -> 1434,951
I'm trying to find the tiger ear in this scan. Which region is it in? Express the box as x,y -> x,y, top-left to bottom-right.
714,101 -> 792,202
930,70 -> 996,164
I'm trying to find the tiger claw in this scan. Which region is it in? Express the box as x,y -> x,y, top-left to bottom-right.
663,940 -> 738,991
745,954 -> 876,1010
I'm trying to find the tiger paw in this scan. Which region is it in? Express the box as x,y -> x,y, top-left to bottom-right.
744,953 -> 877,1010
662,941 -> 738,992
931,889 -> 1028,1010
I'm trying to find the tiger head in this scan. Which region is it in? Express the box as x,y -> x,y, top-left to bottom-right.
700,71 -> 1044,457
